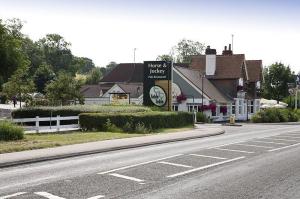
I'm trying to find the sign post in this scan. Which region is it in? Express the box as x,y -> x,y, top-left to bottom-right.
143,61 -> 172,111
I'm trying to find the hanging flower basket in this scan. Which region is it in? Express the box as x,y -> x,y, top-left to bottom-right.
176,94 -> 187,103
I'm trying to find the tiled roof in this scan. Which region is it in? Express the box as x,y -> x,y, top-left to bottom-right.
175,66 -> 232,103
246,60 -> 262,82
80,85 -> 103,98
190,54 -> 245,79
100,63 -> 143,83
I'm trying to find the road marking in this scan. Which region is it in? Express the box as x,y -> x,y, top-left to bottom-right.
34,192 -> 65,199
273,135 -> 300,139
214,148 -> 255,154
0,192 -> 27,199
109,173 -> 144,183
268,143 -> 300,152
87,195 -> 105,199
158,161 -> 193,168
234,143 -> 274,149
98,154 -> 183,174
167,156 -> 245,178
259,138 -> 298,142
189,154 -> 228,160
249,140 -> 287,145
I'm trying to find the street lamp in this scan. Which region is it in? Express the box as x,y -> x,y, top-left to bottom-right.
201,72 -> 205,112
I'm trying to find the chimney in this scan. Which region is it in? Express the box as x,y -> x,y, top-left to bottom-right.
205,46 -> 216,75
222,44 -> 233,55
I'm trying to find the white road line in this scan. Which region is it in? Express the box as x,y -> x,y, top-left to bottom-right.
249,140 -> 287,145
158,161 -> 193,168
87,195 -> 105,199
214,148 -> 255,154
34,192 -> 65,199
234,143 -> 274,149
259,138 -> 298,142
268,143 -> 300,152
189,154 -> 228,160
273,135 -> 300,139
110,173 -> 144,182
98,154 -> 183,175
167,156 -> 245,178
0,192 -> 27,199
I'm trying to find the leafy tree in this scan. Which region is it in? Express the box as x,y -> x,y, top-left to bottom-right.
171,39 -> 205,63
262,62 -> 295,102
2,62 -> 35,107
38,34 -> 74,74
45,73 -> 83,105
72,57 -> 95,74
33,64 -> 56,93
22,37 -> 45,73
0,19 -> 28,88
85,68 -> 102,84
156,54 -> 174,62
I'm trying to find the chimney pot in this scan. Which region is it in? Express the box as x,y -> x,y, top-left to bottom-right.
229,44 -> 232,51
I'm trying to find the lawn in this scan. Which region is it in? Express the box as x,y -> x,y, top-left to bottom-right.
0,126 -> 194,154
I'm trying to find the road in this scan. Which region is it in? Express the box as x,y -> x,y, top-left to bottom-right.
1,124 -> 300,199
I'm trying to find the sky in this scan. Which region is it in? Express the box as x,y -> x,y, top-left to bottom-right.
0,0 -> 299,72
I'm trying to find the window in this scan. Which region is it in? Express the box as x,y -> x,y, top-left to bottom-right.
188,105 -> 199,112
248,100 -> 254,114
238,100 -> 243,115
231,103 -> 235,115
172,105 -> 178,111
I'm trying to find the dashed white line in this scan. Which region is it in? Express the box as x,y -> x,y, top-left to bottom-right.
213,148 -> 255,154
249,140 -> 287,145
234,143 -> 274,149
34,192 -> 65,199
260,138 -> 298,142
0,192 -> 27,199
87,195 -> 105,199
98,154 -> 183,174
189,154 -> 228,160
268,143 -> 300,152
158,161 -> 193,168
109,173 -> 144,183
167,156 -> 245,178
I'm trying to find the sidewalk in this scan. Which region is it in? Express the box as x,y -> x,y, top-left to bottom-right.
0,125 -> 225,168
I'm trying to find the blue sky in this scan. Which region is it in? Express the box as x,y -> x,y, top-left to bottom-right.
0,0 -> 299,71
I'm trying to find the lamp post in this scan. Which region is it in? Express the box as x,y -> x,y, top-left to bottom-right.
201,72 -> 205,112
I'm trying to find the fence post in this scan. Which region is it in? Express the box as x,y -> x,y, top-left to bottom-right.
57,115 -> 60,132
36,116 -> 39,133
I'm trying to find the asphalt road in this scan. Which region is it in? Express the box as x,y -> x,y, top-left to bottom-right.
1,124 -> 300,199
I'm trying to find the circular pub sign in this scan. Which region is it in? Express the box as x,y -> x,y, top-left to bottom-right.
149,85 -> 167,106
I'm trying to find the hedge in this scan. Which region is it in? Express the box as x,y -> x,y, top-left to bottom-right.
251,108 -> 299,123
0,120 -> 24,141
79,111 -> 193,131
196,112 -> 209,123
12,105 -> 152,118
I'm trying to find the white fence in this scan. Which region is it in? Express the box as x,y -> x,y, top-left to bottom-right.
13,115 -> 79,133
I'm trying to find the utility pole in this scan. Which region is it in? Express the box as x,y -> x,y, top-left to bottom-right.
133,48 -> 137,65
295,86 -> 298,110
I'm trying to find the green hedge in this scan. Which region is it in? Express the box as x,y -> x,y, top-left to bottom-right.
0,120 -> 24,141
12,105 -> 152,118
196,112 -> 209,123
251,108 -> 299,123
79,111 -> 193,131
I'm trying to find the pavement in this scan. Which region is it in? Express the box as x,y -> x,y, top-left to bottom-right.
0,125 -> 225,168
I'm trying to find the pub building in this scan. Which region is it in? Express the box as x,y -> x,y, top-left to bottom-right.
80,45 -> 262,121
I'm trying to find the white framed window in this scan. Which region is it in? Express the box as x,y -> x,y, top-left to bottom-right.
238,100 -> 243,115
231,103 -> 236,115
172,105 -> 178,111
248,100 -> 254,114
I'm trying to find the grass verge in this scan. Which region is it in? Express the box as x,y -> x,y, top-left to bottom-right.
0,126 -> 194,154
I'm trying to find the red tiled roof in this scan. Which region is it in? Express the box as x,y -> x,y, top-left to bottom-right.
246,60 -> 263,82
190,54 -> 245,79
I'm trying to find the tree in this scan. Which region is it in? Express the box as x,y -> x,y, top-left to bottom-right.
0,19 -> 28,88
33,64 -> 56,93
72,57 -> 95,74
85,68 -> 103,84
2,62 -> 35,107
171,39 -> 205,63
156,54 -> 174,62
38,34 -> 74,74
45,73 -> 83,105
262,62 -> 295,102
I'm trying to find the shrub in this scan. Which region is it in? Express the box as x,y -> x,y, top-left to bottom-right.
12,105 -> 152,118
0,120 -> 24,141
251,108 -> 299,123
134,122 -> 151,134
196,112 -> 209,123
104,119 -> 121,132
79,111 -> 193,131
